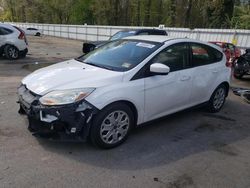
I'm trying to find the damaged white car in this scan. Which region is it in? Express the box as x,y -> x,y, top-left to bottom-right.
18,36 -> 231,148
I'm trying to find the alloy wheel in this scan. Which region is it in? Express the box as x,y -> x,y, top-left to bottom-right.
8,47 -> 19,59
213,88 -> 226,110
100,110 -> 130,144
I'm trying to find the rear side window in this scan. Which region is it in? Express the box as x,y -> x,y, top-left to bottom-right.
190,43 -> 223,67
0,27 -> 13,35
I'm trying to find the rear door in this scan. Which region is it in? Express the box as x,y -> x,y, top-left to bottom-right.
0,28 -> 3,47
144,42 -> 193,121
189,42 -> 224,105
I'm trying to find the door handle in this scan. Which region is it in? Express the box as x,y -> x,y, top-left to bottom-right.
180,76 -> 191,81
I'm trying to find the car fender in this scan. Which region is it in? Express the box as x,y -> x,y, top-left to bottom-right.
85,81 -> 145,125
1,43 -> 18,50
208,70 -> 231,98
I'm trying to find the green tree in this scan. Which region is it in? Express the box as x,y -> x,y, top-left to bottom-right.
1,0 -> 249,29
209,0 -> 235,28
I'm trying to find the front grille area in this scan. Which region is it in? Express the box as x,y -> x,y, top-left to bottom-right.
18,85 -> 38,109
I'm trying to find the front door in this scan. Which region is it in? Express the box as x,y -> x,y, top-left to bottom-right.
144,43 -> 193,122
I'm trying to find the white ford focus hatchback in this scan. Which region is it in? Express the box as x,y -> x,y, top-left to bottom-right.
18,36 -> 231,148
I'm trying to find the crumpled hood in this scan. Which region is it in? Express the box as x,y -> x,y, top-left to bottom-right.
22,59 -> 124,95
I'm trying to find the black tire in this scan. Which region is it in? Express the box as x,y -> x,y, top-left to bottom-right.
207,85 -> 227,113
19,53 -> 27,58
35,32 -> 41,36
234,70 -> 244,79
19,51 -> 27,58
90,103 -> 134,149
4,45 -> 19,60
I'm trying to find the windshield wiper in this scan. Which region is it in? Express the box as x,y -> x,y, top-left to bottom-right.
75,58 -> 115,71
84,62 -> 115,71
75,57 -> 84,62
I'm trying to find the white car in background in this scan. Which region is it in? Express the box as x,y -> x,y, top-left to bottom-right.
0,23 -> 28,59
24,27 -> 42,36
18,36 -> 231,148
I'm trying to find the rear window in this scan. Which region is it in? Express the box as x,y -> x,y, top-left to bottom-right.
151,30 -> 167,35
110,31 -> 136,41
0,27 -> 13,35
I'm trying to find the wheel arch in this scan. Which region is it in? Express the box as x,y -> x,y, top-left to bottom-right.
220,81 -> 230,97
3,43 -> 19,50
100,100 -> 138,126
208,81 -> 230,102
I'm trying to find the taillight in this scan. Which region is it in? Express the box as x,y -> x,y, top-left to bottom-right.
13,26 -> 25,40
18,31 -> 25,39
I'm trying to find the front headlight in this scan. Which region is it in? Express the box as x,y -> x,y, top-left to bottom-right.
39,88 -> 95,106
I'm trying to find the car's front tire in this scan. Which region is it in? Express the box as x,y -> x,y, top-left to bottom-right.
4,45 -> 19,60
35,32 -> 41,36
207,85 -> 227,113
90,103 -> 134,149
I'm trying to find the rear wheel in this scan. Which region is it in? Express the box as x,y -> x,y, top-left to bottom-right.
35,32 -> 41,36
4,45 -> 19,60
207,85 -> 227,113
90,103 -> 134,149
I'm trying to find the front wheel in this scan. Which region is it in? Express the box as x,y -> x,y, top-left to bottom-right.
90,103 -> 134,149
207,85 -> 227,113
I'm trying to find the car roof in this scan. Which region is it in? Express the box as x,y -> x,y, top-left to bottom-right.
210,41 -> 225,44
124,35 -> 200,44
119,28 -> 165,32
124,35 -> 175,43
0,23 -> 15,29
125,35 -> 223,51
209,41 -> 234,45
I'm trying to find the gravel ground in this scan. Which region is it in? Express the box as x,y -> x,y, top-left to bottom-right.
0,36 -> 250,188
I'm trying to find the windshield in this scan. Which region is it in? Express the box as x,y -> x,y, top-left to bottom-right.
76,40 -> 161,72
110,31 -> 136,41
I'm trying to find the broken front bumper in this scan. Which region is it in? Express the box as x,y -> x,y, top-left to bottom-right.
17,85 -> 98,140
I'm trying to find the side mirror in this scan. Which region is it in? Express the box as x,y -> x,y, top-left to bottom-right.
150,63 -> 170,75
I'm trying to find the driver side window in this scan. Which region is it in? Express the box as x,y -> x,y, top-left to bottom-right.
151,43 -> 189,72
